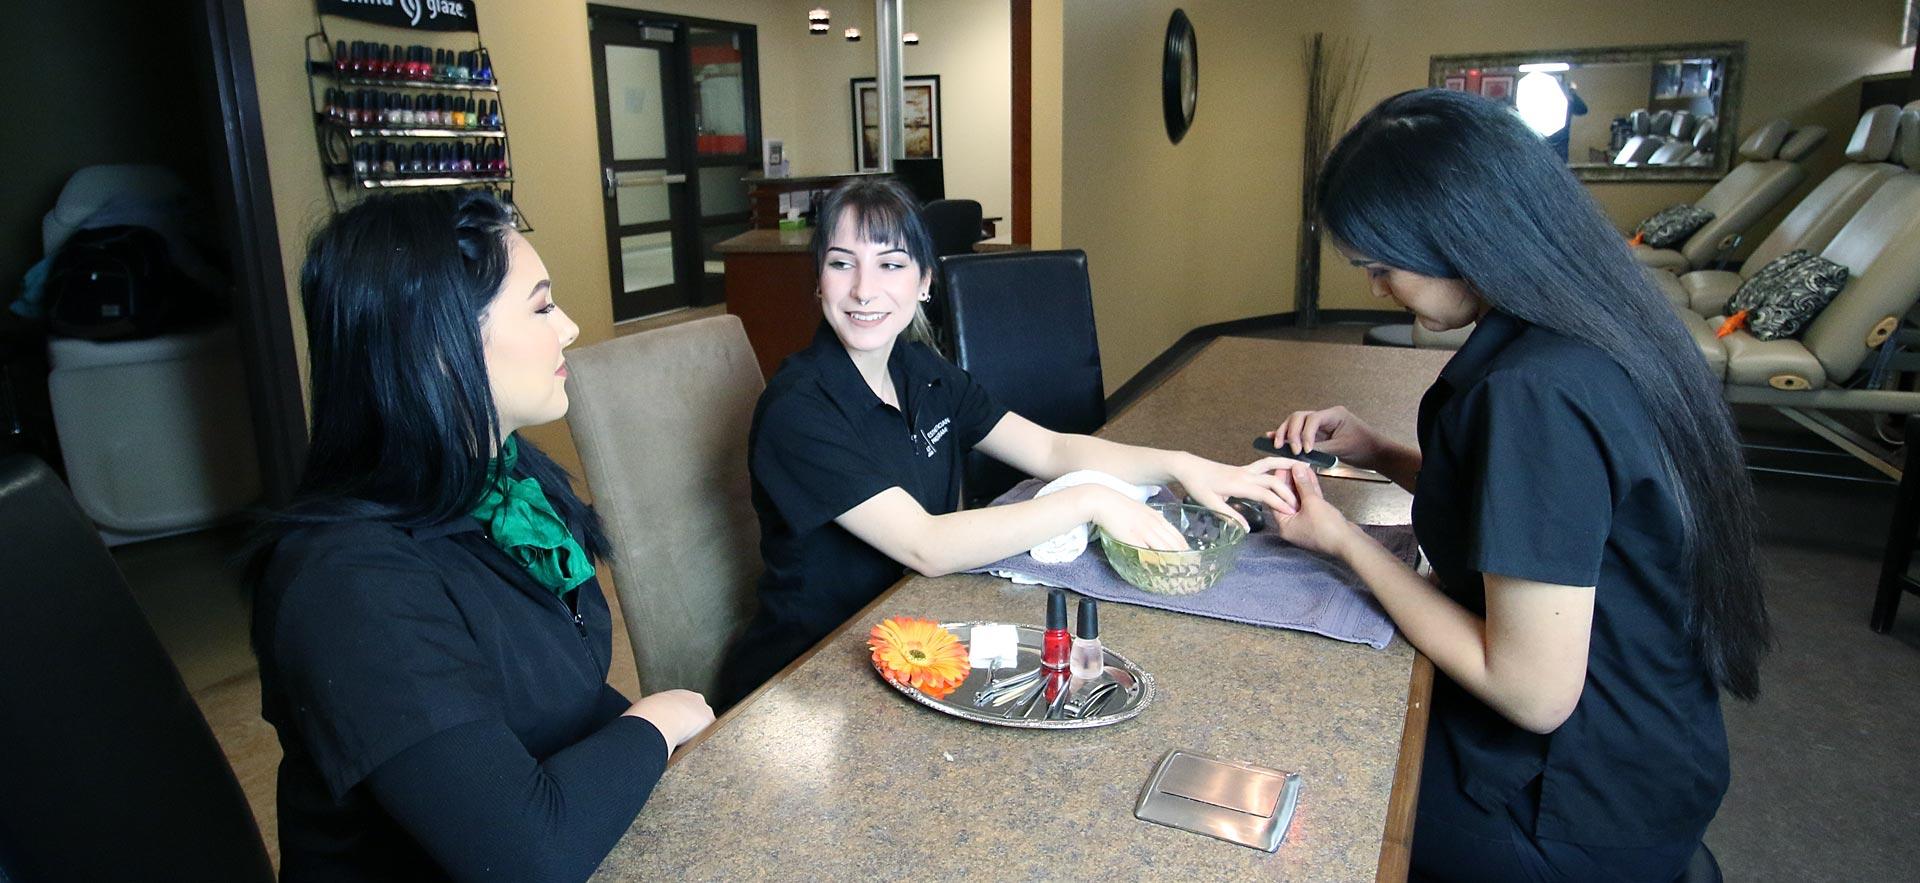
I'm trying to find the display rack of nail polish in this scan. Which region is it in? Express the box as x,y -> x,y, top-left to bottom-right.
304,16 -> 527,230
308,62 -> 502,93
320,120 -> 507,139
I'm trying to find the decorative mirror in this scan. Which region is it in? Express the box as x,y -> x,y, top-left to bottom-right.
1162,9 -> 1198,144
1431,41 -> 1745,182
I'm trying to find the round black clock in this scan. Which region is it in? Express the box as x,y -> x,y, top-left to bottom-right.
1162,9 -> 1198,144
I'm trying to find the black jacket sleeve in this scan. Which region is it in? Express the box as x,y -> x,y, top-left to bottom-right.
363,714 -> 669,883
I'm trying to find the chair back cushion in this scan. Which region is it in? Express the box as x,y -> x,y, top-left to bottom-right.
941,250 -> 1106,504
0,455 -> 273,881
921,199 -> 986,259
563,316 -> 765,696
1803,172 -> 1920,381
1681,159 -> 1806,267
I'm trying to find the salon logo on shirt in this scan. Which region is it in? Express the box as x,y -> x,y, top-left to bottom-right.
921,417 -> 951,457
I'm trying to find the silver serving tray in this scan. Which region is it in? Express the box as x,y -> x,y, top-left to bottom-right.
871,621 -> 1156,729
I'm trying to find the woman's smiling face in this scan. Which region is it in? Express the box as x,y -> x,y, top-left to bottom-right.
817,210 -> 930,355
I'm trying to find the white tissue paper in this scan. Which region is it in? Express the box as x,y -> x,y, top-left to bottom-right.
968,623 -> 1019,668
1027,470 -> 1162,564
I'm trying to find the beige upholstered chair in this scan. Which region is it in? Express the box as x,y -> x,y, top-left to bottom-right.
1661,105 -> 1907,317
1692,111 -> 1920,394
1614,134 -> 1663,165
1632,119 -> 1824,274
1648,140 -> 1696,165
563,315 -> 764,697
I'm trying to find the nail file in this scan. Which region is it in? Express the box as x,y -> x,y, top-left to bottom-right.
1252,436 -> 1393,483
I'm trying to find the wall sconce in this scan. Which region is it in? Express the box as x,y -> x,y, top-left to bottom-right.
844,27 -> 861,42
903,32 -> 920,45
808,8 -> 829,34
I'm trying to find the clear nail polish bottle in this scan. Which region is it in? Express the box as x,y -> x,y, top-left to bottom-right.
1070,598 -> 1103,679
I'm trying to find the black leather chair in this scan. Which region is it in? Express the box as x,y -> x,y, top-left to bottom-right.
921,199 -> 986,260
0,455 -> 274,881
940,249 -> 1106,505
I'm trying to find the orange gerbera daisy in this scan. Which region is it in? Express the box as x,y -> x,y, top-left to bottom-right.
868,617 -> 970,699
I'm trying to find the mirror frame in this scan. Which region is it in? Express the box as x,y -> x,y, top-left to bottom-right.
1429,41 -> 1746,183
1162,9 -> 1198,144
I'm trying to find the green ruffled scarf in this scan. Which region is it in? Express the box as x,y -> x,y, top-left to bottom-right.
471,436 -> 594,596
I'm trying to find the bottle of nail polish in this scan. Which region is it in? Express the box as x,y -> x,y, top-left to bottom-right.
1042,589 -> 1071,671
1070,598 -> 1104,679
351,142 -> 369,179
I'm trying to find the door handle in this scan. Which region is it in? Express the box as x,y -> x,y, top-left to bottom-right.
604,168 -> 687,198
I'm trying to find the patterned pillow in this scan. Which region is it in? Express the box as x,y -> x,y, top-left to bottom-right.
1635,204 -> 1715,249
1725,250 -> 1850,341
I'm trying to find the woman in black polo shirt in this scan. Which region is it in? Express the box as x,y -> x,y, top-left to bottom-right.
1268,90 -> 1770,881
718,178 -> 1298,703
251,191 -> 713,881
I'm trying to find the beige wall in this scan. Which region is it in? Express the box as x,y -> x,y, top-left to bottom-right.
773,1 -> 1013,239
1058,0 -> 1340,393
1043,0 -> 1911,392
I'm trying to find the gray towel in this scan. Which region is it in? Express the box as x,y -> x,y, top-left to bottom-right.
964,478 -> 1417,649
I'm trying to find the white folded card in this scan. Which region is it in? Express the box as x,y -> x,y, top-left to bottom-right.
968,623 -> 1019,668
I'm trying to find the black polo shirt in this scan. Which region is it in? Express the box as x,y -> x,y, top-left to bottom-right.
254,516 -> 665,879
1412,310 -> 1727,847
721,323 -> 1007,701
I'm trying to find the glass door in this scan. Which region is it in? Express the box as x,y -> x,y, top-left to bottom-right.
589,11 -> 760,322
592,19 -> 689,320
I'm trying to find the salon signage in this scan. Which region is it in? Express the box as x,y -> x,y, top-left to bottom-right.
319,0 -> 479,33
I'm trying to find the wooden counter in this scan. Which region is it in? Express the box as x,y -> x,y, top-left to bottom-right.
593,337 -> 1454,881
716,228 -> 815,378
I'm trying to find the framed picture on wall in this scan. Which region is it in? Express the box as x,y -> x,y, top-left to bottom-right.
1479,75 -> 1515,102
851,75 -> 942,172
1443,75 -> 1467,91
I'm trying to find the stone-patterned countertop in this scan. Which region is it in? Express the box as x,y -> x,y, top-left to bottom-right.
595,337 -> 1454,881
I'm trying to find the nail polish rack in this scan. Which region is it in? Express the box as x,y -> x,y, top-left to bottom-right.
304,3 -> 527,229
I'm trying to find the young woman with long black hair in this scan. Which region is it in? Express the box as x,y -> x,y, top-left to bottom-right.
1268,89 -> 1770,881
717,177 -> 1300,704
251,191 -> 712,881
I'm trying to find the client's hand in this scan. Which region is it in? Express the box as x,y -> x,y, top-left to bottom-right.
1272,462 -> 1362,559
1166,454 -> 1300,529
625,690 -> 715,751
1086,487 -> 1190,552
1270,405 -> 1385,467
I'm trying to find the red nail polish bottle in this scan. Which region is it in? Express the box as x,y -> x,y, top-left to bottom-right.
1042,589 -> 1071,671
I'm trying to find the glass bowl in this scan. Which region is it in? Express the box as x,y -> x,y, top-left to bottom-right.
1097,502 -> 1247,595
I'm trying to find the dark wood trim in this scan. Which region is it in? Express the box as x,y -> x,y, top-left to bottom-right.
1376,652 -> 1433,882
1010,0 -> 1031,245
197,0 -> 307,506
1104,309 -> 1411,414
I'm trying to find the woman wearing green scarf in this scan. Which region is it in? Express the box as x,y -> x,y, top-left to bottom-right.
251,191 -> 711,881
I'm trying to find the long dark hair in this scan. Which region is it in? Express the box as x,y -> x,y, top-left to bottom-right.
811,177 -> 939,346
261,190 -> 606,556
1320,89 -> 1770,699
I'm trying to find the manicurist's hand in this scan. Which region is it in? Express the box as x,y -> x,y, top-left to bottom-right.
624,689 -> 715,751
1079,485 -> 1190,552
1271,405 -> 1385,466
1165,453 -> 1300,529
1272,462 -> 1363,559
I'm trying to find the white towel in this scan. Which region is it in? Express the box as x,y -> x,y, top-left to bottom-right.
1027,470 -> 1162,564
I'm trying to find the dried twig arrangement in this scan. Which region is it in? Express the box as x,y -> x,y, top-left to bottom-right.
1294,33 -> 1369,327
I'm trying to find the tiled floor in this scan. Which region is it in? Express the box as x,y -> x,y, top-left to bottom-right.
123,320 -> 1920,878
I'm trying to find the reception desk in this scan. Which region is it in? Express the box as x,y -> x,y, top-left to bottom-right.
715,228 -> 816,379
